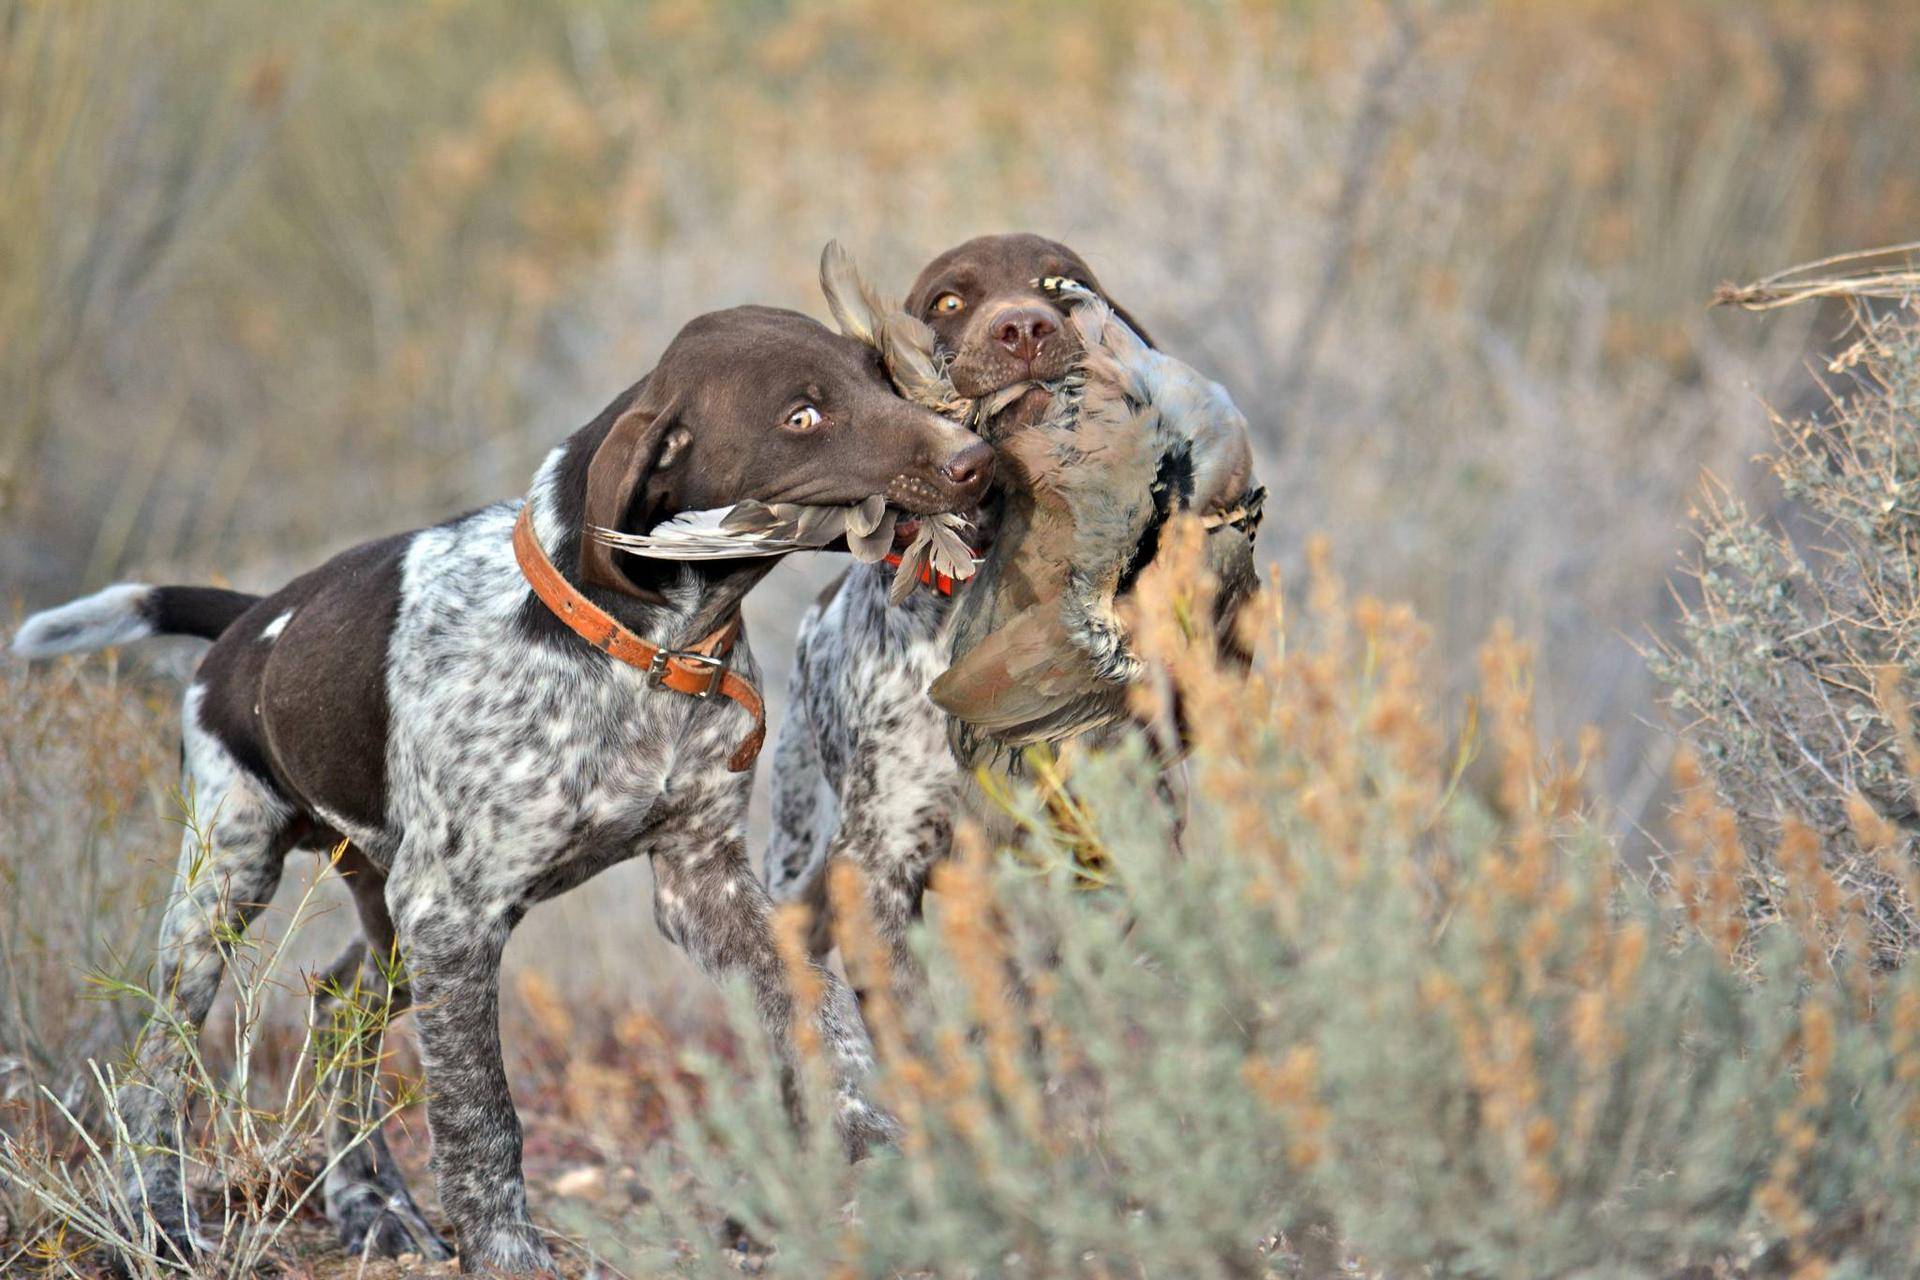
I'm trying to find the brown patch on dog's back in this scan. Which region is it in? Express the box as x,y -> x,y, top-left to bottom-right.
257,535 -> 411,839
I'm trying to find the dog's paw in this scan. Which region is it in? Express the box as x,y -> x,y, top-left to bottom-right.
331,1177 -> 454,1262
109,1164 -> 211,1275
839,1099 -> 903,1162
459,1221 -> 559,1276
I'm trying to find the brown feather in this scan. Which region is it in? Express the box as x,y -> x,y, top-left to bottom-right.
819,240 -> 885,348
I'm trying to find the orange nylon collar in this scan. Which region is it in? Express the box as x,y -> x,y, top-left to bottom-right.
882,551 -> 965,597
513,504 -> 766,772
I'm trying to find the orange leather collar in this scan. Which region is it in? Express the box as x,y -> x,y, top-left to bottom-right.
513,504 -> 766,772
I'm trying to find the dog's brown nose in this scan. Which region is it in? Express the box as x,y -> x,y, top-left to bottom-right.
992,307 -> 1058,362
941,440 -> 996,495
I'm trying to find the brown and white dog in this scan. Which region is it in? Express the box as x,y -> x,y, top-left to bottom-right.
13,306 -> 991,1274
762,233 -> 1254,993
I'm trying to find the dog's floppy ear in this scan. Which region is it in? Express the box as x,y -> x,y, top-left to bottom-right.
580,392 -> 688,600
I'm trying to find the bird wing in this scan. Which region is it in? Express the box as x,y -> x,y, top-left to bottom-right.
822,240 -> 969,417
930,602 -> 1127,742
819,240 -> 886,349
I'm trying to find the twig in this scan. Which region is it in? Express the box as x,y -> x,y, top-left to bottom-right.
1713,241 -> 1920,312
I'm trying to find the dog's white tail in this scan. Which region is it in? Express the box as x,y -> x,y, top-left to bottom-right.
14,583 -> 264,658
11,584 -> 161,659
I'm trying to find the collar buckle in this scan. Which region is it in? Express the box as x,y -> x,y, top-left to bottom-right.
650,647 -> 727,698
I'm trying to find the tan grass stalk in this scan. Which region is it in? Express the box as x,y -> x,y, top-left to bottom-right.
1714,242 -> 1920,311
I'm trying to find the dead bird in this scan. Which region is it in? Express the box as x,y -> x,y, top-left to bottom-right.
594,491 -> 978,596
929,277 -> 1264,761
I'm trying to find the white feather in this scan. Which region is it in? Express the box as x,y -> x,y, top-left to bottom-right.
593,507 -> 804,560
592,497 -> 950,567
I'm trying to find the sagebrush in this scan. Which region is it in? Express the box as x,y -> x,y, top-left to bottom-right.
1655,300 -> 1920,968
590,523 -> 1920,1279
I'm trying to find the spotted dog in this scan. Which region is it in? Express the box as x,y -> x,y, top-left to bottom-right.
13,306 -> 992,1275
763,233 -> 1166,990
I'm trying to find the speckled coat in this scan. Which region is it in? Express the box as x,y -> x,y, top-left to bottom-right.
10,304 -> 995,1275
763,560 -> 966,985
16,470 -> 889,1276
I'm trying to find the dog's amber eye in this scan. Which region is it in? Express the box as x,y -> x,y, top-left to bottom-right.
932,292 -> 964,315
784,404 -> 824,431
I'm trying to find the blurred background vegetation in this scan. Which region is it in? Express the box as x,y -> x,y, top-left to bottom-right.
6,1 -> 1920,1271
9,0 -> 1920,814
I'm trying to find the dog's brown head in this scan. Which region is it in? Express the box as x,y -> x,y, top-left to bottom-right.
905,233 -> 1152,403
580,305 -> 992,598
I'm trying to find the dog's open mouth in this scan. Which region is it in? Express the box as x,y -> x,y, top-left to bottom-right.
973,382 -> 1055,440
1009,384 -> 1054,420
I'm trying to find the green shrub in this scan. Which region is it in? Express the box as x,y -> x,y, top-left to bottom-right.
600,524 -> 1920,1279
1653,301 -> 1920,968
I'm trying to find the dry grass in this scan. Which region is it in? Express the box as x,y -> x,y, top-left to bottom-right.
1716,242 -> 1920,311
1,658 -> 174,1097
0,849 -> 413,1278
8,1 -> 1920,1275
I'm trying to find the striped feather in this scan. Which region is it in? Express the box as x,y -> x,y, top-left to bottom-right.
592,500 -> 975,579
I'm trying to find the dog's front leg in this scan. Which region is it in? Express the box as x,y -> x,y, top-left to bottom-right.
651,796 -> 898,1158
827,739 -> 958,1012
389,889 -> 552,1275
311,937 -> 453,1263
